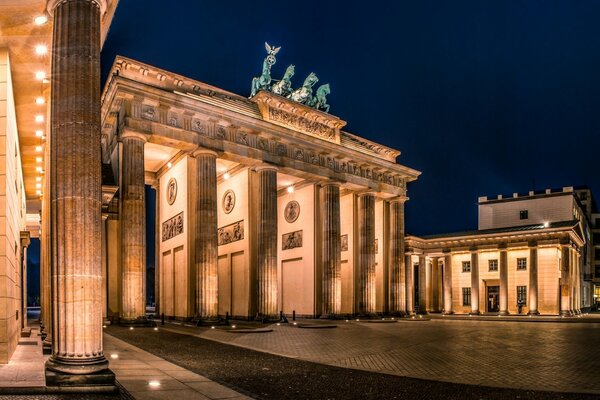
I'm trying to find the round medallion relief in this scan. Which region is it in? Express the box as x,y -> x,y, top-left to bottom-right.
166,178 -> 177,205
284,200 -> 300,223
222,189 -> 236,214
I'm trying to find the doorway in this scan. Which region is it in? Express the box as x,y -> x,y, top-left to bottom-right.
487,285 -> 499,312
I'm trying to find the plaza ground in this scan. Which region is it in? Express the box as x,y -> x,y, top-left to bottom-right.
102,317 -> 600,399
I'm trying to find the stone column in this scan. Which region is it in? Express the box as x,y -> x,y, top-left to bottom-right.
470,249 -> 480,314
256,166 -> 278,318
153,182 -> 160,316
443,252 -> 453,314
20,232 -> 31,331
499,246 -> 508,315
193,149 -> 219,319
418,255 -> 427,314
528,243 -> 539,315
120,131 -> 147,322
560,246 -> 571,316
431,258 -> 439,312
405,255 -> 414,315
45,0 -> 114,387
357,193 -> 376,315
388,199 -> 406,315
321,183 -> 341,317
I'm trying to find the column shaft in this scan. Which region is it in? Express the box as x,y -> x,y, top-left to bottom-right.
431,258 -> 439,312
560,246 -> 570,316
418,255 -> 427,314
256,167 -> 278,317
499,248 -> 508,315
321,184 -> 341,316
357,194 -> 376,315
443,253 -> 453,314
470,251 -> 480,314
528,245 -> 539,315
120,135 -> 147,321
47,0 -> 110,376
154,183 -> 160,316
405,255 -> 414,315
194,151 -> 218,318
389,200 -> 405,314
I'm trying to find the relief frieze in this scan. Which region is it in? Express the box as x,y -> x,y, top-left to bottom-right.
282,230 -> 303,250
162,212 -> 183,242
218,220 -> 244,246
269,108 -> 336,142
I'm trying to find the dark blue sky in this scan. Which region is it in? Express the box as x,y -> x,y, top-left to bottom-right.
101,0 -> 600,236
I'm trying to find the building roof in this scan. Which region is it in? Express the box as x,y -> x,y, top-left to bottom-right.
418,220 -> 578,240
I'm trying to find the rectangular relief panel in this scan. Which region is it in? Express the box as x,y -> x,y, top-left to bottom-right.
218,220 -> 244,246
162,212 -> 184,242
282,230 -> 303,250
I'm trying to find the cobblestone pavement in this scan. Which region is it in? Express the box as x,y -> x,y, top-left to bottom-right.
165,319 -> 600,395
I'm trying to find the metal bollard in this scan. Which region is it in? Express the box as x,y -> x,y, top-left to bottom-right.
293,310 -> 296,321
161,313 -> 165,326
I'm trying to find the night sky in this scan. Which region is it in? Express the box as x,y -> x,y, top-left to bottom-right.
101,0 -> 600,236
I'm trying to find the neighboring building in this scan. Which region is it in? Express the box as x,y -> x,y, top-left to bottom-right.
406,187 -> 592,315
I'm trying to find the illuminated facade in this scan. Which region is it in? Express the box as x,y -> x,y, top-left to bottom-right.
406,187 -> 593,315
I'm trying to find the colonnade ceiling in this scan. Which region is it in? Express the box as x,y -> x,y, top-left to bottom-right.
0,0 -> 119,216
101,56 -> 421,200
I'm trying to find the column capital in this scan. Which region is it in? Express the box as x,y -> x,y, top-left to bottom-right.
389,196 -> 408,204
120,130 -> 148,143
469,246 -> 479,253
357,191 -> 378,198
47,0 -> 109,16
191,148 -> 218,158
528,241 -> 538,248
20,231 -> 31,248
254,164 -> 278,173
498,243 -> 508,250
320,181 -> 342,188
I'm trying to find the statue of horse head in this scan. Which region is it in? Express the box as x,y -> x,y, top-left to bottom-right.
303,72 -> 319,88
316,83 -> 330,98
283,64 -> 295,80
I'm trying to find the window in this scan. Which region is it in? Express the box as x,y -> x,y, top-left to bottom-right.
519,210 -> 528,220
462,288 -> 471,306
517,286 -> 527,305
462,261 -> 471,273
517,258 -> 527,270
489,259 -> 498,271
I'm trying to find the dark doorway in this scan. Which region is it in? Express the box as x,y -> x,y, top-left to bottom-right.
487,285 -> 499,312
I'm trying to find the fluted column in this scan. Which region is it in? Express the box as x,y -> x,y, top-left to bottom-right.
443,252 -> 453,314
431,258 -> 439,312
560,246 -> 571,316
256,166 -> 278,318
528,243 -> 539,315
388,199 -> 406,314
418,255 -> 427,314
499,246 -> 508,315
153,182 -> 160,316
321,183 -> 341,317
193,149 -> 218,318
46,0 -> 112,381
20,232 -> 31,331
120,132 -> 147,321
357,193 -> 376,315
470,249 -> 480,314
405,255 -> 414,315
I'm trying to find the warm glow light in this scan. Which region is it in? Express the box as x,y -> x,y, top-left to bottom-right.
231,325 -> 236,328
35,146 -> 42,152
287,186 -> 294,193
36,190 -> 42,196
36,157 -> 43,163
36,166 -> 43,173
129,327 -> 134,330
166,162 -> 172,169
35,71 -> 46,80
153,327 -> 158,331
148,381 -> 161,388
35,130 -> 44,137
34,15 -> 48,25
223,172 -> 230,180
35,96 -> 45,105
110,354 -> 118,359
543,222 -> 549,228
35,44 -> 47,56
36,177 -> 42,182
35,115 -> 44,123
36,183 -> 41,189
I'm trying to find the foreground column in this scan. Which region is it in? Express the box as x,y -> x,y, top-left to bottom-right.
46,0 -> 114,388
120,132 -> 147,322
389,199 -> 406,315
470,249 -> 480,314
431,258 -> 439,312
20,232 -> 31,332
405,255 -> 414,315
357,193 -> 376,315
418,255 -> 427,314
193,150 -> 218,318
560,246 -> 571,316
256,166 -> 278,318
443,252 -> 453,314
499,246 -> 508,315
528,243 -> 539,315
321,183 -> 341,317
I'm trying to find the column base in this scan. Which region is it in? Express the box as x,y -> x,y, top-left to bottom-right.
527,310 -> 539,316
42,342 -> 52,355
498,311 -> 509,316
417,310 -> 429,315
45,368 -> 116,393
119,317 -> 156,327
560,310 -> 572,317
469,311 -> 481,315
442,311 -> 454,315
